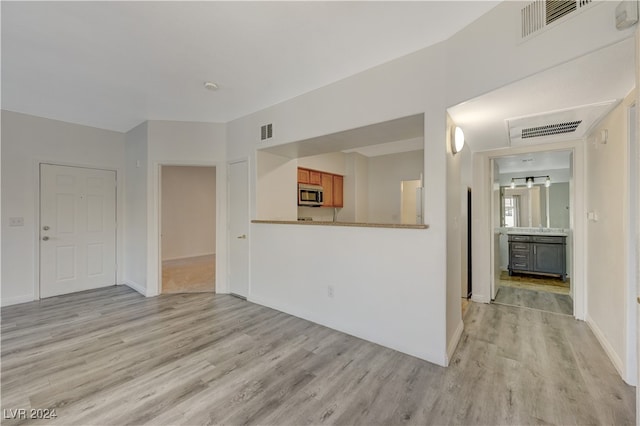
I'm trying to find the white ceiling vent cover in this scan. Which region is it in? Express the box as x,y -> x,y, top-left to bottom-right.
521,0 -> 594,39
507,100 -> 618,147
522,120 -> 582,138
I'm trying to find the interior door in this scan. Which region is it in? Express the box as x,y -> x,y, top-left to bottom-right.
228,160 -> 249,298
40,164 -> 116,298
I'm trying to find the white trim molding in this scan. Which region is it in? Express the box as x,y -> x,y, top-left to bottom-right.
587,315 -> 624,379
124,281 -> 147,297
1,294 -> 35,307
446,320 -> 465,365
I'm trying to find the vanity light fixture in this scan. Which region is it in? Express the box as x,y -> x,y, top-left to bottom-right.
509,175 -> 552,188
526,177 -> 533,189
451,126 -> 465,155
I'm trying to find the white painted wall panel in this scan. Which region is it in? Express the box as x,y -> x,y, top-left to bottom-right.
251,223 -> 446,365
1,111 -> 125,306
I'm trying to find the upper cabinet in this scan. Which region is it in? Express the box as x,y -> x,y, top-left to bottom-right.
298,167 -> 343,208
298,168 -> 322,185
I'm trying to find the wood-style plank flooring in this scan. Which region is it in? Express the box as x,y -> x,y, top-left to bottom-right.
494,286 -> 574,316
1,286 -> 634,425
162,255 -> 215,293
500,271 -> 570,295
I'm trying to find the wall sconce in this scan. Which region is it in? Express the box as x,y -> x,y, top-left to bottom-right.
510,175 -> 551,188
451,126 -> 465,155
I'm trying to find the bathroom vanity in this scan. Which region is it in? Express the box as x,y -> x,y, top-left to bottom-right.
508,233 -> 567,281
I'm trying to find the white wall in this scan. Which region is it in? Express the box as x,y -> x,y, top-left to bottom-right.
228,40 -> 450,365
123,122 -> 148,294
367,150 -> 424,224
585,90 -> 636,382
256,150 -> 297,220
549,182 -> 570,228
251,223 -> 444,362
297,151 -> 346,175
122,120 -> 227,297
445,1 -> 634,108
350,153 -> 370,223
161,166 -> 216,261
1,110 -> 125,305
445,116 -> 464,361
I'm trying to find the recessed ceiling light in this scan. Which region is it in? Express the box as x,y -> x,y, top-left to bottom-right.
204,81 -> 219,91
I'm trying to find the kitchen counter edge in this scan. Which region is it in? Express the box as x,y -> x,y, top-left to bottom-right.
252,220 -> 428,230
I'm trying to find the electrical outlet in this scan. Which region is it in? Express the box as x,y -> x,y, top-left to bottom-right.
9,217 -> 24,227
327,285 -> 334,298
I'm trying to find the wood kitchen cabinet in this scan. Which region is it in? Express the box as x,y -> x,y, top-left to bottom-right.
321,173 -> 333,207
298,168 -> 310,184
297,167 -> 343,208
297,168 -> 322,185
332,175 -> 343,207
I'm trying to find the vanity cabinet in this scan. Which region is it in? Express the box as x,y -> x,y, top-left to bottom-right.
508,234 -> 566,281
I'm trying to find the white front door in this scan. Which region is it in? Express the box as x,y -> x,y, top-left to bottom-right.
40,164 -> 117,298
228,160 -> 249,298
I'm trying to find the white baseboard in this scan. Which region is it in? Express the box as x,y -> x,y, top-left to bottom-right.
124,281 -> 146,296
471,293 -> 491,304
161,252 -> 216,262
1,294 -> 34,307
586,315 -> 624,378
446,320 -> 465,365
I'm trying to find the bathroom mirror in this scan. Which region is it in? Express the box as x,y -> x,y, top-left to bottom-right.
496,151 -> 571,229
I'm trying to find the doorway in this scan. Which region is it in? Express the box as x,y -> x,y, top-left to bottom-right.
39,163 -> 117,298
160,165 -> 216,294
490,150 -> 574,316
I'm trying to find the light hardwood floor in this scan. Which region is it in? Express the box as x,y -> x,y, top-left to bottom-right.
162,254 -> 215,293
1,286 -> 634,425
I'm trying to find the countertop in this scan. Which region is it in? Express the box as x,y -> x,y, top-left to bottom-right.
506,231 -> 568,237
252,220 -> 428,230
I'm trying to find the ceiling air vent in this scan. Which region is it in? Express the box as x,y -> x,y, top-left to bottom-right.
521,0 -> 594,39
521,0 -> 545,38
546,0 -> 577,24
260,123 -> 273,141
521,120 -> 582,139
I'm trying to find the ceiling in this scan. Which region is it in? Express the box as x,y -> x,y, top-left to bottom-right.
261,114 -> 423,158
1,1 -> 499,133
448,37 -> 636,152
495,151 -> 571,174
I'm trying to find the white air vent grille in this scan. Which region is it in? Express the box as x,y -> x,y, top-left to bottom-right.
522,120 -> 582,139
521,0 -> 594,39
522,0 -> 545,38
546,0 -> 577,24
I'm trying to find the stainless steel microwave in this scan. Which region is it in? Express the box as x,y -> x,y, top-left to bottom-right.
298,184 -> 323,206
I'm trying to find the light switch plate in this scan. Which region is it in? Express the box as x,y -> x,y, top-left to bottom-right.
9,217 -> 24,227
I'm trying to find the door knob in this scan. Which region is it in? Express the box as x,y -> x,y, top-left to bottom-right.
43,225 -> 50,231
237,234 -> 247,239
42,236 -> 50,241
